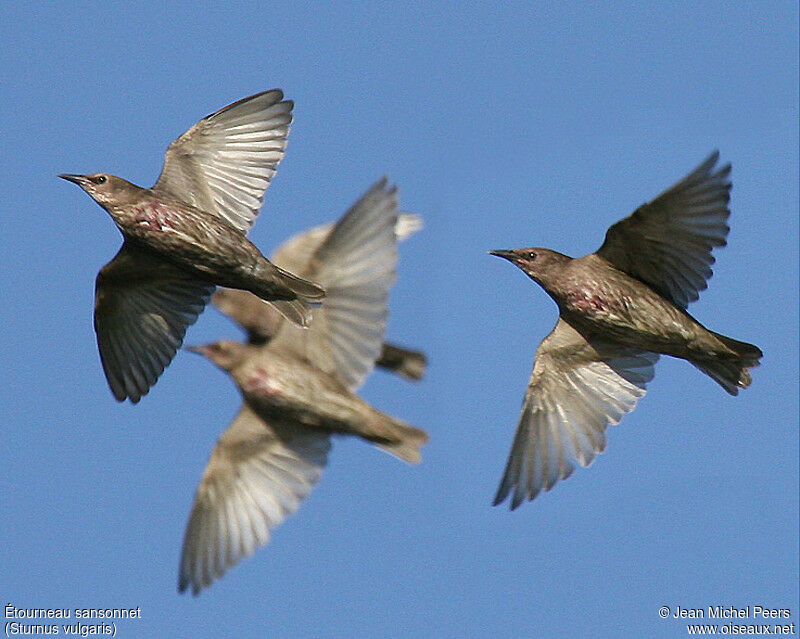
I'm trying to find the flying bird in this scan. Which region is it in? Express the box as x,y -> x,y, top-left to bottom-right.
179,179 -> 428,595
59,90 -> 325,403
212,201 -> 427,380
490,152 -> 762,510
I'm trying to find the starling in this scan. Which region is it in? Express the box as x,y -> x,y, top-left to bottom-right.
178,178 -> 428,595
59,90 -> 325,403
212,183 -> 427,380
490,151 -> 762,510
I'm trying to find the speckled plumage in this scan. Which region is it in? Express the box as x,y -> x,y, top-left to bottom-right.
59,90 -> 324,403
102,189 -> 322,300
529,251 -> 748,363
198,341 -> 425,455
491,152 -> 762,509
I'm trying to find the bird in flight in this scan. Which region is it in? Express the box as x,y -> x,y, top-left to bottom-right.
212,208 -> 427,380
179,179 -> 428,595
59,90 -> 324,403
490,152 -> 762,510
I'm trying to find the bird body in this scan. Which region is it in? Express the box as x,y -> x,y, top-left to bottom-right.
179,178 -> 427,595
532,250 -> 750,368
491,152 -> 762,509
197,341 -> 426,462
101,185 -> 321,302
59,90 -> 324,403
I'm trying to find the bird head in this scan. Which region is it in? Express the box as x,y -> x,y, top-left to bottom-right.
186,340 -> 250,372
489,248 -> 571,284
58,173 -> 142,208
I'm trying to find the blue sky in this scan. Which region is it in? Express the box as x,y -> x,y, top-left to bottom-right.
1,3 -> 797,637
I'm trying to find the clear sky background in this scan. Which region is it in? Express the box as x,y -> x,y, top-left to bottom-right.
1,3 -> 797,638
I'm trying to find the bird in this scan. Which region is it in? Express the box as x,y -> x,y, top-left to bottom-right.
178,178 -> 428,595
58,90 -> 325,404
211,190 -> 427,381
490,151 -> 762,510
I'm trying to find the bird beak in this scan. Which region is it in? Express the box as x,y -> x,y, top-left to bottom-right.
184,345 -> 207,356
489,249 -> 518,263
58,174 -> 87,185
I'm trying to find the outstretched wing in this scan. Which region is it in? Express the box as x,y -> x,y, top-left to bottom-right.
211,213 -> 420,348
270,179 -> 400,389
94,242 -> 213,403
153,90 -> 293,234
271,212 -> 422,283
179,404 -> 331,596
596,151 -> 731,308
494,319 -> 658,509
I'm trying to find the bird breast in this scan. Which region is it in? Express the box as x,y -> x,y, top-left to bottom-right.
554,275 -> 643,334
241,366 -> 286,400
564,289 -> 611,315
132,202 -> 178,232
554,274 -> 623,319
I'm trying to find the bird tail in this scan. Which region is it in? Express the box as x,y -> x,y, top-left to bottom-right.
691,332 -> 762,395
253,264 -> 325,328
270,300 -> 314,328
271,265 -> 326,302
370,417 -> 429,464
376,343 -> 427,381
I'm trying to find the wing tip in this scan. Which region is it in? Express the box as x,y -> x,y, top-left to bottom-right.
395,213 -> 424,241
700,149 -> 732,182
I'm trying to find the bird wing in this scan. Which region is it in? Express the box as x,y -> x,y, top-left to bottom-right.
269,179 -> 400,390
494,319 -> 658,509
271,212 -> 422,279
178,404 -> 331,595
94,242 -> 214,403
392,212 -> 424,242
595,151 -> 731,308
210,288 -> 284,345
270,223 -> 334,278
211,212 -> 420,345
152,90 -> 293,234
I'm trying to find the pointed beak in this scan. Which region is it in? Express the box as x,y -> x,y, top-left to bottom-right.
58,174 -> 87,185
184,345 -> 207,356
489,249 -> 518,263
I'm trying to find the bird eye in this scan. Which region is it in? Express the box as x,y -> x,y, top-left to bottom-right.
89,175 -> 107,185
526,251 -> 537,260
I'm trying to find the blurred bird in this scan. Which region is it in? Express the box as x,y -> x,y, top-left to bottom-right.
212,198 -> 427,380
179,179 -> 428,595
490,152 -> 762,510
59,90 -> 325,403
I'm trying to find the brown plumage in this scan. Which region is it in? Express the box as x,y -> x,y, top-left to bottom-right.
213,288 -> 427,380
59,90 -> 324,403
490,151 -> 762,509
190,341 -> 426,463
178,178 -> 427,595
211,201 -> 428,381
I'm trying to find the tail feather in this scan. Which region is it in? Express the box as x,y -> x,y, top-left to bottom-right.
693,332 -> 762,395
373,419 -> 429,464
253,264 -> 325,328
270,300 -> 313,328
376,343 -> 427,381
274,265 -> 326,301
